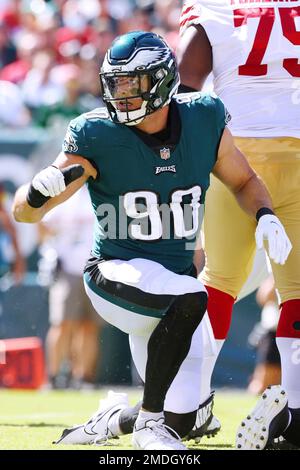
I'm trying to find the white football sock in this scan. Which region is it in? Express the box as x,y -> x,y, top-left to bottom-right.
276,337 -> 300,409
135,410 -> 164,429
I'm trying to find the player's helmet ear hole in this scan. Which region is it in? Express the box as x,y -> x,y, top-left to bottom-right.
100,31 -> 180,125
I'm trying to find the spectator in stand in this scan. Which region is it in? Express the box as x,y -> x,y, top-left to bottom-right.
0,21 -> 17,68
0,80 -> 31,127
40,187 -> 103,389
22,49 -> 64,112
34,64 -> 88,128
0,185 -> 25,283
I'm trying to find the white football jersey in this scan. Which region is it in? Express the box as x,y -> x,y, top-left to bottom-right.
180,0 -> 300,138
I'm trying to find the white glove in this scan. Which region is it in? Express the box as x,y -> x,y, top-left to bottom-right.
255,214 -> 292,265
32,166 -> 66,198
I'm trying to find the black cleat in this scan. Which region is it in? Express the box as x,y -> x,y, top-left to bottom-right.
266,436 -> 300,450
185,391 -> 221,443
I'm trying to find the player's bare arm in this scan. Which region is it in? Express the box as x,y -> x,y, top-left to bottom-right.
214,127 -> 291,265
12,153 -> 97,224
213,127 -> 273,218
177,25 -> 212,90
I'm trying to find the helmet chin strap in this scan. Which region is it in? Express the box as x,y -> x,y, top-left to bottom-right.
114,100 -> 149,125
124,117 -> 144,126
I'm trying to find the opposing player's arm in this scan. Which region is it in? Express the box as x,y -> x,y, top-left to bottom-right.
12,153 -> 97,223
213,127 -> 292,265
213,127 -> 273,217
177,25 -> 212,91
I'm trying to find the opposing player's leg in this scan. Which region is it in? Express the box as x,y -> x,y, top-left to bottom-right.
237,249 -> 270,302
195,173 -> 257,407
187,251 -> 269,442
272,208 -> 300,446
236,137 -> 300,449
168,170 -> 257,442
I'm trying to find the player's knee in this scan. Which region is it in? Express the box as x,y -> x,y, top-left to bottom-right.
178,291 -> 208,325
276,299 -> 300,338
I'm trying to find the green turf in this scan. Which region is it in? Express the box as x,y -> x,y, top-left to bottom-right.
0,388 -> 257,450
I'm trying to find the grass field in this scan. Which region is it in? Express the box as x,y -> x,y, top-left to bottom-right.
0,388 -> 257,450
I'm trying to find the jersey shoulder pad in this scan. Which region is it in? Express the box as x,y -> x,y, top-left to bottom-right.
63,107 -> 113,156
174,91 -> 203,104
174,91 -> 219,108
64,107 -> 110,151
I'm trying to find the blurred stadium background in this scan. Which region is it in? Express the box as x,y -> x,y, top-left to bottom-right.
0,0 -> 267,395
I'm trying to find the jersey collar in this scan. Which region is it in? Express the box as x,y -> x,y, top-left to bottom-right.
129,98 -> 181,156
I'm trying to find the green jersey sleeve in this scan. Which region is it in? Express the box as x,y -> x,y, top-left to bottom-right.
62,115 -> 100,178
62,116 -> 89,157
213,94 -> 231,132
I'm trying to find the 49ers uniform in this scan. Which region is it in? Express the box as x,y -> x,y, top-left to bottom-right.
180,0 -> 300,304
179,3 -> 300,439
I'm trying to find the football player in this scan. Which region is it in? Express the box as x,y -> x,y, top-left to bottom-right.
178,0 -> 300,449
13,31 -> 291,450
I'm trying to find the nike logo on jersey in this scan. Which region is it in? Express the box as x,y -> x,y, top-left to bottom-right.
154,165 -> 177,175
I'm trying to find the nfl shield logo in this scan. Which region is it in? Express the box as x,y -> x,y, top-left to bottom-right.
160,147 -> 171,160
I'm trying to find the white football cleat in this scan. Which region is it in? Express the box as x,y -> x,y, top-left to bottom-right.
132,417 -> 187,450
54,390 -> 129,445
236,385 -> 289,450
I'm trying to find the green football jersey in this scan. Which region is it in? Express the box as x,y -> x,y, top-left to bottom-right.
63,92 -> 228,273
